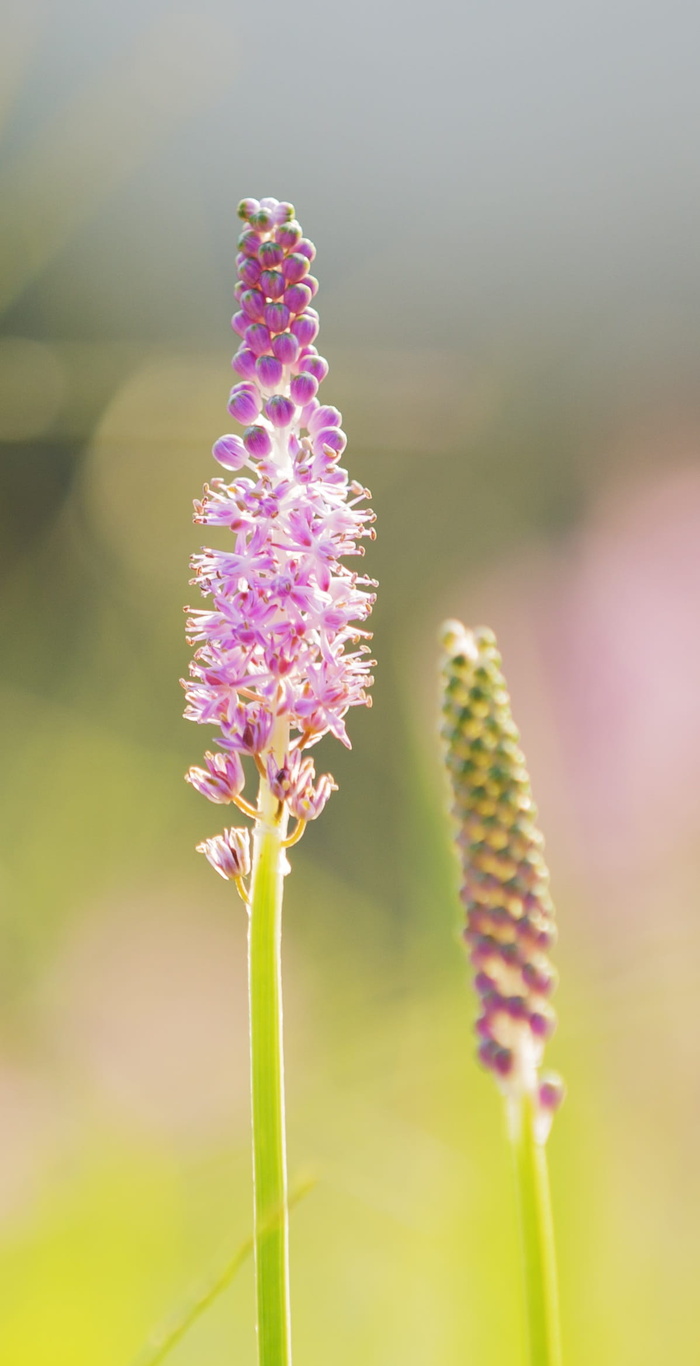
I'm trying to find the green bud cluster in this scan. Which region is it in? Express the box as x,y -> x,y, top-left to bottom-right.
440,620 -> 564,1133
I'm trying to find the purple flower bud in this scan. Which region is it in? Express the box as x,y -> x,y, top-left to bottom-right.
231,347 -> 258,378
231,311 -> 248,337
282,252 -> 310,284
272,331 -> 300,364
290,372 -> 319,405
259,196 -> 279,211
312,427 -> 347,457
265,395 -> 296,428
196,827 -> 251,880
212,434 -> 249,469
539,1073 -> 565,1112
530,1009 -> 556,1039
304,274 -> 319,298
238,229 -> 260,258
291,313 -> 319,346
256,354 -> 283,387
241,289 -> 266,321
237,198 -> 259,221
275,220 -> 302,250
478,1039 -> 513,1078
309,404 -> 342,434
283,283 -> 313,315
228,385 -> 261,423
243,424 -> 273,458
504,995 -> 529,1020
259,241 -> 284,268
239,257 -> 262,287
303,354 -> 329,383
297,238 -> 316,262
474,970 -> 497,995
251,207 -> 274,232
264,302 -> 291,334
273,201 -> 295,225
245,324 -> 272,356
260,269 -> 285,300
522,961 -> 557,994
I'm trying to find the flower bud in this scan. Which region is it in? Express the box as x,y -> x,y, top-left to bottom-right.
290,372 -> 319,406
312,427 -> 347,457
238,229 -> 260,257
275,220 -> 302,250
264,302 -> 291,334
260,269 -> 285,300
265,395 -> 295,428
243,425 -> 273,458
245,324 -> 272,356
284,283 -> 312,315
291,312 -> 319,346
308,404 -> 341,434
241,289 -> 266,321
231,347 -> 257,379
228,385 -> 261,423
212,434 -> 249,470
282,253 -> 310,284
239,257 -> 261,287
272,331 -> 300,364
256,354 -> 283,387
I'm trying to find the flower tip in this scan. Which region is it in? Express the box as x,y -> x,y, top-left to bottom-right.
237,198 -> 260,221
440,618 -> 478,662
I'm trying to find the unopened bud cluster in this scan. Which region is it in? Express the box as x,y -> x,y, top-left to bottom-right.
440,621 -> 564,1134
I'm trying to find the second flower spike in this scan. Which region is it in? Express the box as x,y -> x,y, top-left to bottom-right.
440,621 -> 564,1140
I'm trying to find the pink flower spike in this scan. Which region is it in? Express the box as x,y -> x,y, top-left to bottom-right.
183,198 -> 377,850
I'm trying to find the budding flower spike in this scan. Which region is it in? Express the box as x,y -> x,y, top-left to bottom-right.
183,196 -> 376,1366
440,621 -> 563,1366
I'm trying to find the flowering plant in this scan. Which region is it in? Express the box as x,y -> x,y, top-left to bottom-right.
440,621 -> 564,1366
182,196 -> 375,1366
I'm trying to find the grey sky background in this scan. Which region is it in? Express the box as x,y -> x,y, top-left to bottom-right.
4,0 -> 700,371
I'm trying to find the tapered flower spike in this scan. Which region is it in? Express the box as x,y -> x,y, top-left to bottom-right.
440,620 -> 563,1366
183,195 -> 376,877
182,197 -> 376,1366
440,620 -> 564,1135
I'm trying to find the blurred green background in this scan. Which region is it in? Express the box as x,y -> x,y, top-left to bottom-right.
2,1 -> 700,1362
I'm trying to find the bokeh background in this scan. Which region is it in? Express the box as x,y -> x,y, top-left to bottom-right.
2,0 -> 700,1361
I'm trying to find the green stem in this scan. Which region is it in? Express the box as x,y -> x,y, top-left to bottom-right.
510,1094 -> 562,1366
248,795 -> 292,1366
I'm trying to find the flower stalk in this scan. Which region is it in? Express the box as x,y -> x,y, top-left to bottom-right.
511,1093 -> 562,1366
248,785 -> 291,1366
